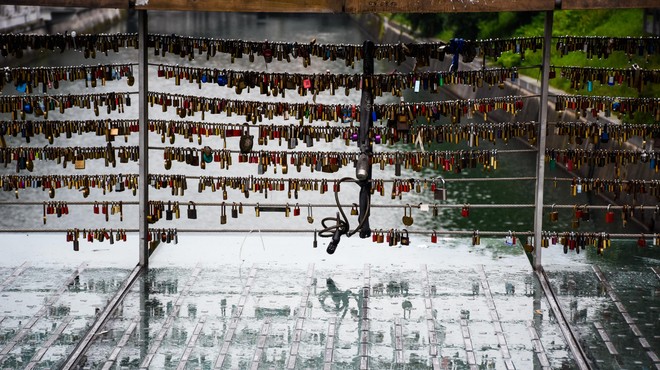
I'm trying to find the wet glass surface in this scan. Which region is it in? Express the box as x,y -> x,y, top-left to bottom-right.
0,265 -> 131,369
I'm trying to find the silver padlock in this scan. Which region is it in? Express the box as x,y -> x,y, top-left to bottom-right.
433,176 -> 446,201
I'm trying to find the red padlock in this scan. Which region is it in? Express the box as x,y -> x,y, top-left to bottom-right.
638,235 -> 647,248
461,204 -> 470,218
605,205 -> 615,223
93,202 -> 99,214
293,204 -> 300,217
574,205 -> 583,219
431,231 -> 437,243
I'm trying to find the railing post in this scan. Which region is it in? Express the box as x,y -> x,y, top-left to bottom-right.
533,10 -> 553,270
138,9 -> 149,267
358,40 -> 374,238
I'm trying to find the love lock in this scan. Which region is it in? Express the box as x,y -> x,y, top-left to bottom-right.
461,204 -> 470,218
549,204 -> 558,222
187,201 -> 197,219
220,202 -> 227,224
402,204 -> 414,226
432,176 -> 447,201
401,229 -> 410,246
307,204 -> 314,224
239,123 -> 254,154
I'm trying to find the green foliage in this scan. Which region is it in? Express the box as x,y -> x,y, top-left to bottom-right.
392,9 -> 660,105
495,51 -> 522,68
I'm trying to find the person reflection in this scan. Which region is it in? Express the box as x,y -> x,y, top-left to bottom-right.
326,278 -> 349,310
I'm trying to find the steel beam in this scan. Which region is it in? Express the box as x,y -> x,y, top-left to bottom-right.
533,11 -> 553,270
61,264 -> 143,370
138,9 -> 150,268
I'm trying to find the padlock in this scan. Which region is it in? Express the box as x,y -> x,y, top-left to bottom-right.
231,203 -> 238,218
605,205 -> 614,223
74,153 -> 85,170
401,229 -> 410,246
581,204 -> 590,221
574,204 -> 583,219
166,201 -> 173,220
377,230 -> 384,243
505,231 -> 514,246
255,203 -> 260,217
523,237 -> 534,253
431,231 -> 437,243
433,176 -> 447,201
549,204 -> 558,222
187,201 -> 197,219
472,230 -> 480,246
220,203 -> 227,224
239,123 -> 254,154
461,204 -> 470,218
293,204 -> 301,216
350,204 -> 359,216
93,202 -> 100,214
307,204 -> 314,224
432,204 -> 439,217
637,235 -> 647,248
402,205 -> 413,226
115,177 -> 125,192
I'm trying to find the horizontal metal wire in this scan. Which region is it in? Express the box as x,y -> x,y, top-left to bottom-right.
156,175 -> 539,182
4,63 -> 139,72
148,146 -> 538,154
0,228 -> 656,240
0,201 -> 139,205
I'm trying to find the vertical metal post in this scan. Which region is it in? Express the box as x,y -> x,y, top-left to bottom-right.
138,10 -> 149,267
358,40 -> 375,238
533,11 -> 553,271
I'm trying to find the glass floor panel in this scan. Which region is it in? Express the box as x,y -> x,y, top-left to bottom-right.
0,266 -> 133,369
545,262 -> 660,370
4,234 -> 659,369
70,234 -> 581,370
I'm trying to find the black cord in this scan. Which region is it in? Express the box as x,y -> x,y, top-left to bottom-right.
318,177 -> 371,254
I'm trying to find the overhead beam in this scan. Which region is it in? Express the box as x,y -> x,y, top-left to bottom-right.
561,0 -> 660,9
2,0 -> 129,8
343,0 -> 554,12
3,0 -> 657,11
135,0 -> 344,12
135,0 -> 555,12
